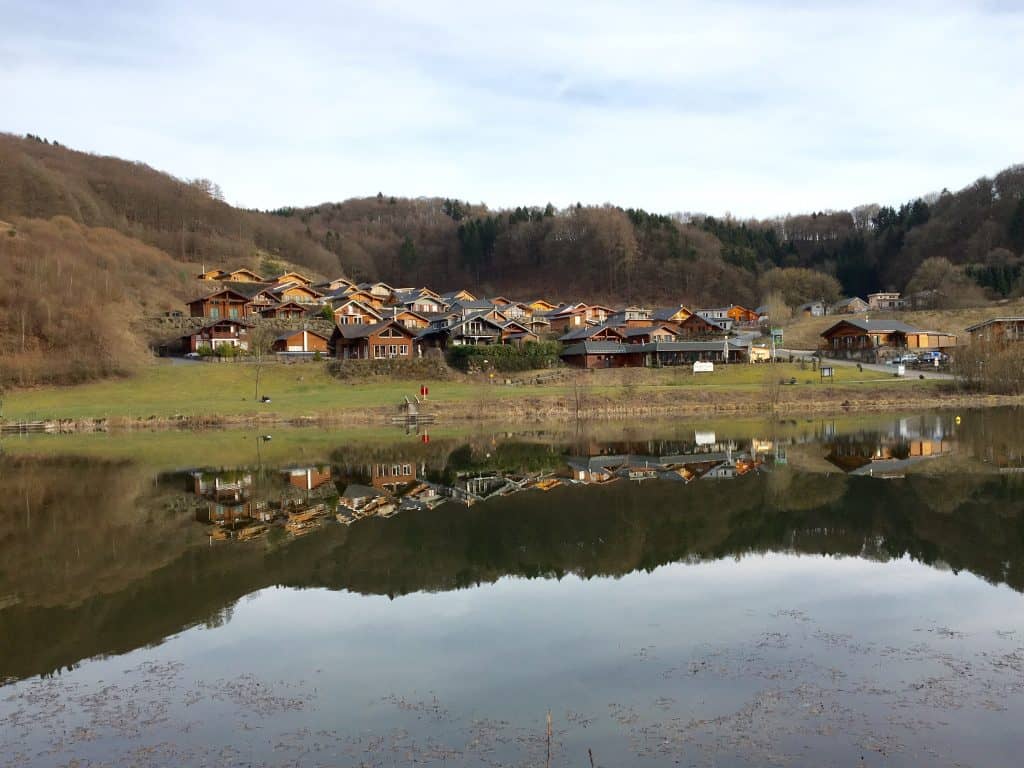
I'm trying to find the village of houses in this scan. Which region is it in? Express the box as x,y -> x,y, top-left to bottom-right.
175,266 -> 1024,371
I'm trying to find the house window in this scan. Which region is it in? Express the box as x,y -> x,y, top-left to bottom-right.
210,307 -> 220,319
389,344 -> 398,357
229,307 -> 239,319
373,345 -> 385,359
400,344 -> 408,355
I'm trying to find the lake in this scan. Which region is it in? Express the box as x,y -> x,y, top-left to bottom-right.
2,409 -> 1024,766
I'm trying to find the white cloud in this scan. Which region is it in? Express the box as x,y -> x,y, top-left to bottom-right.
1,0 -> 1022,216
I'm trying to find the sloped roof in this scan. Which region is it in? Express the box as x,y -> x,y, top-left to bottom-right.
821,319 -> 923,336
186,286 -> 253,304
560,341 -> 636,356
559,323 -> 622,342
274,329 -> 330,342
335,320 -> 416,339
621,324 -> 677,338
652,306 -> 689,322
964,317 -> 1024,332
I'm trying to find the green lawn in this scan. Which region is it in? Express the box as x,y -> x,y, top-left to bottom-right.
2,359 -> 932,422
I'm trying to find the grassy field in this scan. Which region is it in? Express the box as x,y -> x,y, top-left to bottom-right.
780,299 -> 1024,350
2,359 -> 930,423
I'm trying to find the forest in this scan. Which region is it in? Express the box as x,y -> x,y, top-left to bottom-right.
1,131 -> 1023,386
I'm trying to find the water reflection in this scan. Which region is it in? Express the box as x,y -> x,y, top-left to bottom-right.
1,408 -> 1024,688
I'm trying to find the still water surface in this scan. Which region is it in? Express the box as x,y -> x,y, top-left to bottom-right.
2,409 -> 1024,766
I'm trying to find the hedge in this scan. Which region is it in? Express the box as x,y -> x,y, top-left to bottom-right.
446,341 -> 563,372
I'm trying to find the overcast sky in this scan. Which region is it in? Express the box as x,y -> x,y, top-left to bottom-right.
3,0 -> 1023,217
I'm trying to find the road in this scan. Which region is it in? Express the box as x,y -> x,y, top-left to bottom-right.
777,349 -> 955,380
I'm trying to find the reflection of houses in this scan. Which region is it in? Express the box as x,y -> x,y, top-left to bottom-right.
371,461 -> 417,491
825,433 -> 954,477
189,471 -> 271,524
282,466 -> 333,491
563,445 -> 762,485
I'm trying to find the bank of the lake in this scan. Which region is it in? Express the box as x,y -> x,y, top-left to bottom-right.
2,359 -> 1017,431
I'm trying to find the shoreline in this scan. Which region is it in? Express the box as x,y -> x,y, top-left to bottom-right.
4,388 -> 1020,434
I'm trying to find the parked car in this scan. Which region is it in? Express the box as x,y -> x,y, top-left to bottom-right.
918,350 -> 949,364
887,353 -> 918,365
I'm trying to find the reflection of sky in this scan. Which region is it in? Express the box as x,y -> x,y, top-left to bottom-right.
7,554 -> 1022,765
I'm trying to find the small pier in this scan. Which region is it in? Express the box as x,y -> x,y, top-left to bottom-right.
390,396 -> 436,426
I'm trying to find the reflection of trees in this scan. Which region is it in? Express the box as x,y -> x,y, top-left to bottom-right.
4,449 -> 1024,685
0,457 -> 201,608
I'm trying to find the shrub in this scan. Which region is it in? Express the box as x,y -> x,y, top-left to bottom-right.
952,342 -> 1024,394
215,344 -> 240,358
196,344 -> 215,357
446,341 -> 563,373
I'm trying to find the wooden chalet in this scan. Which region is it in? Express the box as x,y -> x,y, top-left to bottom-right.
797,301 -> 825,318
442,289 -> 478,303
964,317 -> 1024,344
272,282 -> 323,304
500,321 -> 540,345
358,282 -> 397,303
182,319 -> 250,352
820,319 -> 956,359
259,301 -> 307,319
187,288 -> 250,319
560,339 -> 747,369
829,296 -> 869,315
586,305 -> 614,324
559,341 -> 644,369
420,311 -> 505,348
726,305 -> 759,325
333,298 -> 384,326
343,288 -> 386,309
272,329 -> 330,354
619,324 -> 680,345
547,303 -> 589,331
651,305 -> 692,326
331,320 -> 418,360
677,313 -> 728,338
197,268 -> 229,281
315,277 -> 357,293
867,292 -> 905,311
559,324 -> 626,344
273,271 -> 314,287
241,286 -> 284,313
392,291 -> 448,314
528,299 -> 557,313
387,308 -> 431,330
607,307 -> 654,328
223,268 -> 265,283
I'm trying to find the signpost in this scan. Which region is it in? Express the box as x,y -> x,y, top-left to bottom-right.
820,366 -> 833,379
770,327 -> 783,361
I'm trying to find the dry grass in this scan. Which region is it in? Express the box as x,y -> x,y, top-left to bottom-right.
780,299 -> 1024,350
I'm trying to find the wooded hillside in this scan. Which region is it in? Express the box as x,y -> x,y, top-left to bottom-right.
0,131 -> 1022,386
